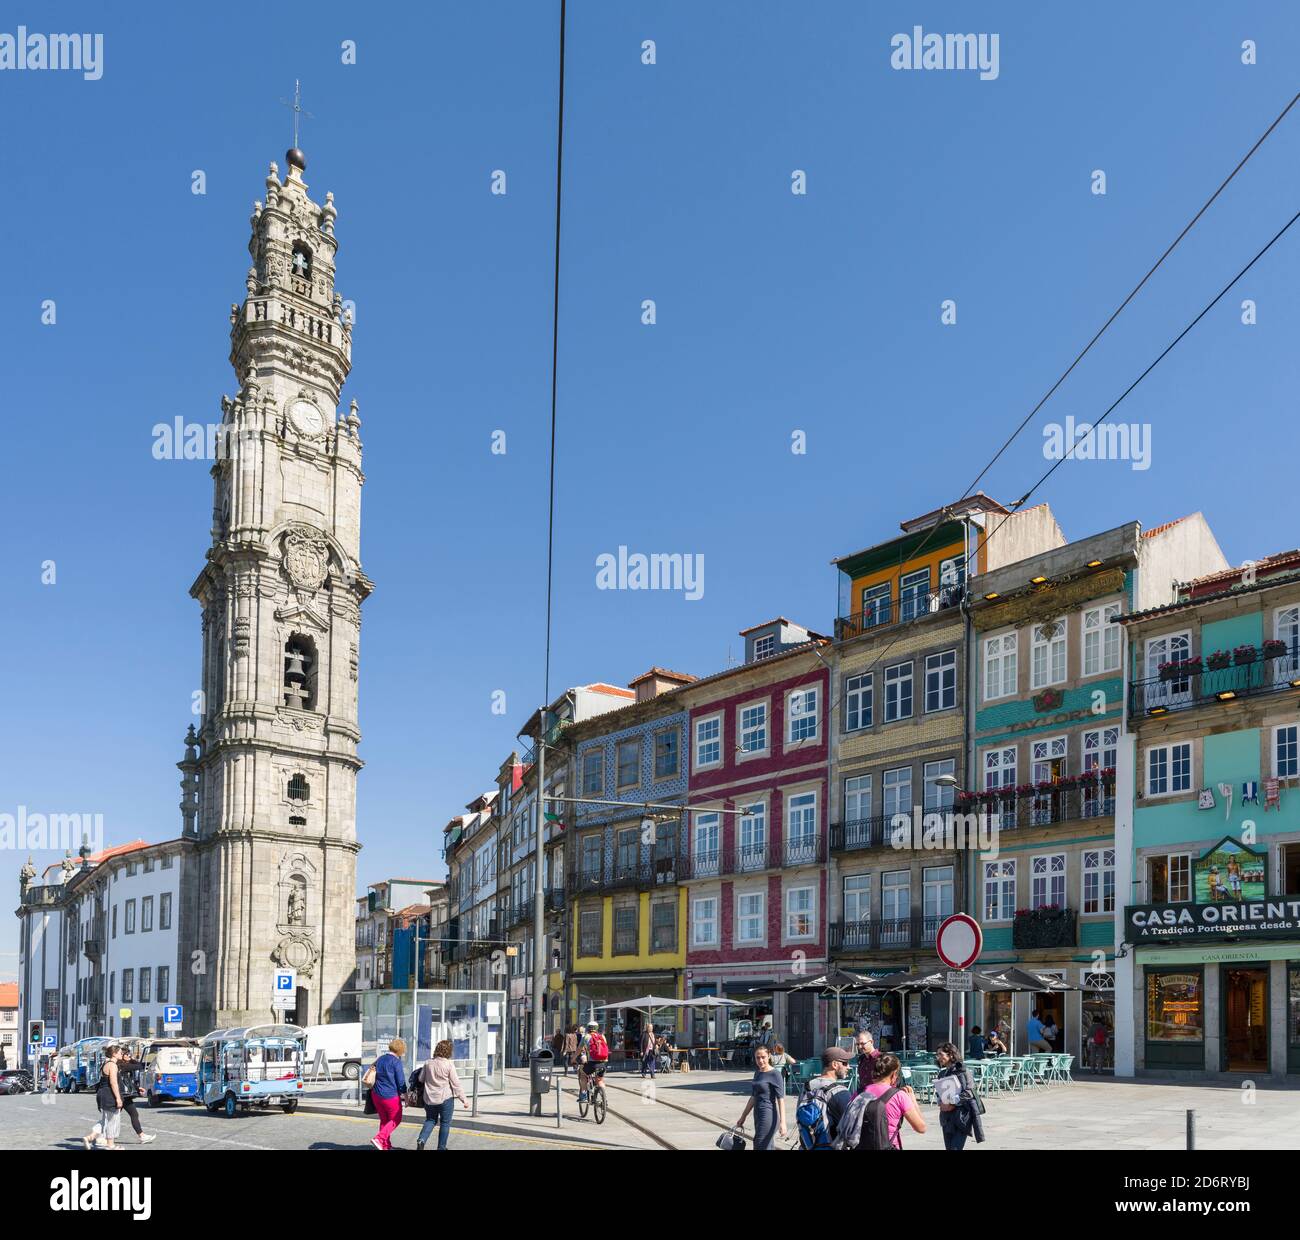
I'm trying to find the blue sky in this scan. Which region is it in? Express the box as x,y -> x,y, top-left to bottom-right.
2,2 -> 1297,978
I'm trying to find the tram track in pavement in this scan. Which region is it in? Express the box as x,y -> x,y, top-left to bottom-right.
598,1074 -> 742,1150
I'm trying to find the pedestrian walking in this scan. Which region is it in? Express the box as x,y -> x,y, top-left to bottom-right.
1026,1010 -> 1051,1053
1089,1017 -> 1108,1072
852,1029 -> 881,1096
562,1025 -> 579,1075
365,1037 -> 407,1150
734,1044 -> 786,1150
84,1044 -> 125,1150
415,1039 -> 467,1150
640,1021 -> 657,1078
933,1042 -> 984,1150
796,1047 -> 853,1148
116,1047 -> 158,1145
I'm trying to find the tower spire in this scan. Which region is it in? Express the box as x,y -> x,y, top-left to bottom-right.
279,79 -> 312,168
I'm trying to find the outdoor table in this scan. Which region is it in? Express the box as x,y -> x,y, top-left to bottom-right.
906,1065 -> 939,1102
687,1046 -> 720,1071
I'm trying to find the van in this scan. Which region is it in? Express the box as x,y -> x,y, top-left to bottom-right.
301,1022 -> 362,1080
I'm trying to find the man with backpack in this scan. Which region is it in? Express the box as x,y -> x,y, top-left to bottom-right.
796,1047 -> 853,1149
577,1020 -> 609,1103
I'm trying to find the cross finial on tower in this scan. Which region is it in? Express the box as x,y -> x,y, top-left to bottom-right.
279,79 -> 313,151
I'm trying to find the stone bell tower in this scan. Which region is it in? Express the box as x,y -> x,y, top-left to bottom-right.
184,145 -> 371,1030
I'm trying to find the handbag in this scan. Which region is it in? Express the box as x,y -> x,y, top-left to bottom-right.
361,1063 -> 377,1089
715,1126 -> 747,1151
363,1088 -> 376,1116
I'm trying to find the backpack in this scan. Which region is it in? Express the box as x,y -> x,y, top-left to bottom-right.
833,1085 -> 901,1151
587,1032 -> 609,1062
796,1079 -> 846,1150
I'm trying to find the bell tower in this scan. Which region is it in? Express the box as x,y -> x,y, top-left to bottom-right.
185,146 -> 371,1030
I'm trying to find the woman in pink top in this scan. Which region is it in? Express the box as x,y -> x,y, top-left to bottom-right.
862,1053 -> 927,1149
416,1040 -> 468,1151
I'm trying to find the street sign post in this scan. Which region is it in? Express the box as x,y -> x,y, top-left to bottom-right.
946,971 -> 974,991
272,969 -> 297,1013
935,913 -> 983,1058
163,1004 -> 183,1032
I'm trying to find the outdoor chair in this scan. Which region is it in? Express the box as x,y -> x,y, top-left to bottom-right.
1003,1058 -> 1024,1091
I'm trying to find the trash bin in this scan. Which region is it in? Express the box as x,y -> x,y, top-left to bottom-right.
528,1048 -> 554,1116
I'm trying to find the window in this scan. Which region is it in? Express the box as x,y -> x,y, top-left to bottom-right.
121,969 -> 134,1003
288,773 -> 310,802
1082,727 -> 1118,772
650,900 -> 677,952
653,729 -> 679,779
1031,735 -> 1068,784
1147,853 -> 1192,903
157,966 -> 170,1004
578,908 -> 602,956
283,635 -> 318,711
737,801 -> 767,871
612,903 -> 638,955
884,661 -> 913,722
1083,603 -> 1122,675
1031,853 -> 1066,908
1146,970 -> 1203,1042
787,688 -> 819,743
1145,632 -> 1192,704
843,774 -> 871,822
736,891 -> 765,944
139,967 -> 152,1003
843,874 -> 871,924
692,896 -> 718,947
616,739 -> 641,789
739,703 -> 768,754
883,767 -> 912,822
983,746 -> 1016,791
580,834 -> 602,881
882,871 -> 910,921
161,854 -> 172,870
124,900 -> 136,934
786,886 -> 815,939
694,715 -> 721,768
923,865 -> 954,921
1082,848 -> 1115,914
581,750 -> 603,796
1030,622 -> 1067,688
112,905 -> 117,939
159,892 -> 173,931
861,582 -> 891,627
693,812 -> 720,877
923,760 -> 956,811
1275,725 -> 1299,779
615,828 -> 638,877
138,1017 -> 151,1038
785,792 -> 818,863
141,896 -> 154,933
924,650 -> 957,712
899,567 -> 930,621
984,859 -> 1016,921
844,673 -> 872,732
753,633 -> 776,660
1147,742 -> 1192,796
984,633 -> 1017,700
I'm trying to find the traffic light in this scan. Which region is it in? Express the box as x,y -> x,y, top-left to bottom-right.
27,1020 -> 43,1046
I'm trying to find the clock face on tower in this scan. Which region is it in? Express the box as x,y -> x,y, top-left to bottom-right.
288,399 -> 324,436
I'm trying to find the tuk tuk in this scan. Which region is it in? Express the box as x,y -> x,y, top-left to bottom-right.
198,1025 -> 306,1117
142,1037 -> 201,1105
54,1047 -> 77,1093
67,1037 -> 109,1092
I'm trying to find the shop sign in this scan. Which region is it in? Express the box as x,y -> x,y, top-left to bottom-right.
1127,896 -> 1300,943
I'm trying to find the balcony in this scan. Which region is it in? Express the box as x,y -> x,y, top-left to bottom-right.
1012,907 -> 1078,950
830,816 -> 890,852
681,839 -> 826,880
568,855 -> 681,894
829,915 -> 943,952
956,781 -> 1117,831
1130,641 -> 1300,717
835,585 -> 965,643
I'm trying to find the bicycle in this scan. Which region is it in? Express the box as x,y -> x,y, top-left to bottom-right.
576,1060 -> 608,1124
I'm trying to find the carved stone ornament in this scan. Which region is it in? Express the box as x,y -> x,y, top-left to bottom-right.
272,930 -> 319,978
276,708 -> 323,733
283,526 -> 330,591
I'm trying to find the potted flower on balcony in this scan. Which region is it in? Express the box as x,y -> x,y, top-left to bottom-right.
1098,766 -> 1116,789
955,790 -> 976,810
1263,638 -> 1287,660
1205,649 -> 1232,671
1233,644 -> 1258,666
1012,903 -> 1074,949
1158,657 -> 1200,681
1015,783 -> 1037,798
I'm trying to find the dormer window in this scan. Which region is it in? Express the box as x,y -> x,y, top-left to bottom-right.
753,634 -> 776,661
291,242 -> 312,280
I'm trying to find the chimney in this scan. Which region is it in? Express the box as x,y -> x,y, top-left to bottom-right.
629,667 -> 696,702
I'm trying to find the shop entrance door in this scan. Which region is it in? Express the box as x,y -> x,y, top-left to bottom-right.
787,992 -> 814,1060
1222,966 -> 1268,1072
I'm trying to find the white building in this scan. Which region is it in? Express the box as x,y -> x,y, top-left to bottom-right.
16,838 -> 194,1056
0,983 -> 18,1069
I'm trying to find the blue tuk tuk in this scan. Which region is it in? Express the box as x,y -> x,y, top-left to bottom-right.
142,1037 -> 201,1105
198,1025 -> 306,1117
54,1046 -> 77,1093
66,1037 -> 108,1092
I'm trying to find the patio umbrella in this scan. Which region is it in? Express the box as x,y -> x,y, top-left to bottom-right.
855,969 -> 1034,1053
755,968 -> 875,1039
973,967 -> 1077,1054
592,995 -> 682,1011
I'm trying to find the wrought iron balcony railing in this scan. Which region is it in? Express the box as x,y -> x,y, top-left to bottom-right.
1011,907 -> 1078,950
835,585 -> 965,642
1130,642 -> 1300,716
957,784 -> 1116,830
829,915 -> 943,952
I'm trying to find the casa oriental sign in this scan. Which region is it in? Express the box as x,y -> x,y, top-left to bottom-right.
1126,897 -> 1300,944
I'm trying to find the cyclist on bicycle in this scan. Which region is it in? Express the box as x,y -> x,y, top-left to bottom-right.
577,1020 -> 610,1103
